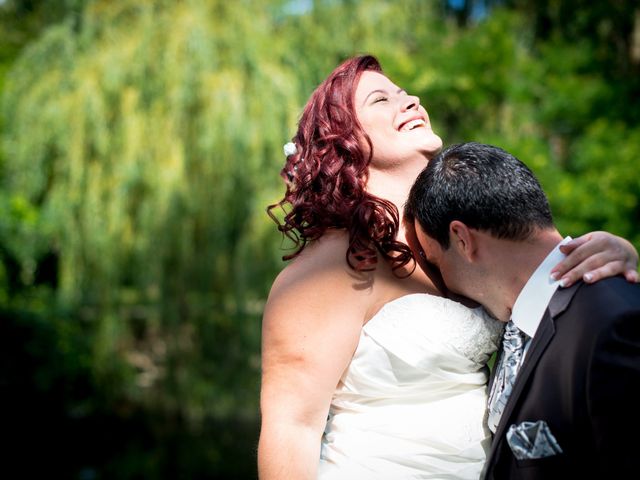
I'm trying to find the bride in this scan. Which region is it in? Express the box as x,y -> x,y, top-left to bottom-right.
258,55 -> 639,479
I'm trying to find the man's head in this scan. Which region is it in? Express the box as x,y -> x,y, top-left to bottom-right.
406,142 -> 554,249
405,142 -> 558,319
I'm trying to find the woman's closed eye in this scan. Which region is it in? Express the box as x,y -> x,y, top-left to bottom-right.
373,96 -> 388,104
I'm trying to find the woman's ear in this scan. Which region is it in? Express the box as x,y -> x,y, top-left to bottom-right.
449,220 -> 477,262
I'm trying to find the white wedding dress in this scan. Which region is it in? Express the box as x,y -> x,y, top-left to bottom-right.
318,293 -> 504,479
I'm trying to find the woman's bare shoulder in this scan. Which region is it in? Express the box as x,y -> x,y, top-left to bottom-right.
265,231 -> 371,320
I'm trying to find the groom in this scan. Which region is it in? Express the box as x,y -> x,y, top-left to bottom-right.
404,142 -> 640,479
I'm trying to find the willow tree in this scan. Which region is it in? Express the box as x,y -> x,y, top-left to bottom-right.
1,0 -> 448,423
1,0 -> 306,420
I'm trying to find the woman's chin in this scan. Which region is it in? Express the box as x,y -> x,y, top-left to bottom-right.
420,136 -> 443,157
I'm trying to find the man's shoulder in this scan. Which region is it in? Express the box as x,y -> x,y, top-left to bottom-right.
556,276 -> 640,332
572,276 -> 640,308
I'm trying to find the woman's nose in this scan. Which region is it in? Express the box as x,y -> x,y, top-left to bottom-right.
401,95 -> 420,112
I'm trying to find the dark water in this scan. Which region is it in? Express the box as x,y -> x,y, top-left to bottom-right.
1,308 -> 259,479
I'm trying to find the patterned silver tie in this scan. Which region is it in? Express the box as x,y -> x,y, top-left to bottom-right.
487,321 -> 529,433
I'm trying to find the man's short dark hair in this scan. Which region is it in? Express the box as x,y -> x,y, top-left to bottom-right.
405,142 -> 554,248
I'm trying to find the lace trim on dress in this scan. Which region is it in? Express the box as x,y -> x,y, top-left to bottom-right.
363,294 -> 503,366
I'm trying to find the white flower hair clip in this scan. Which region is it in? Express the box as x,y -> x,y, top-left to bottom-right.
283,142 -> 297,157
283,142 -> 303,183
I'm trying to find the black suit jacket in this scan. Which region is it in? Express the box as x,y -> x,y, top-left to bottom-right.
483,277 -> 640,480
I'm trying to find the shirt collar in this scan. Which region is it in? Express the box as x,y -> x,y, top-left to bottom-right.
511,236 -> 572,338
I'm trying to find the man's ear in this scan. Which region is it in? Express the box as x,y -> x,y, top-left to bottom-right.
449,220 -> 477,262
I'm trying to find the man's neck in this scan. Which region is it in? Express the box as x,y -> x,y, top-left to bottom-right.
484,229 -> 563,322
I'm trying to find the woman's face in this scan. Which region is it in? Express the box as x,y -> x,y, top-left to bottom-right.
354,71 -> 442,169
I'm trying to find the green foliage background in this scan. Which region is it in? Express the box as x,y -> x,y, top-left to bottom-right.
1,0 -> 638,478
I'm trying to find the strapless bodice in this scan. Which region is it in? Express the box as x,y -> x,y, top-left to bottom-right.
318,293 -> 504,479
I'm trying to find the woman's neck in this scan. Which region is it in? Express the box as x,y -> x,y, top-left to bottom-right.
366,160 -> 428,243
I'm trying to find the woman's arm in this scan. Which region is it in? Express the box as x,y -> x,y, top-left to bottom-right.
551,232 -> 639,287
258,240 -> 368,479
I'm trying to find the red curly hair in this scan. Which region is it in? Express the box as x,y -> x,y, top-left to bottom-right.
268,55 -> 413,273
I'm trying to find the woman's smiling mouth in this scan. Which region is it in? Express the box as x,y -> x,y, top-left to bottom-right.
399,118 -> 426,131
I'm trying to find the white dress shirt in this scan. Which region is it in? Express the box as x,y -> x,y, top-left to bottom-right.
512,236 -> 572,358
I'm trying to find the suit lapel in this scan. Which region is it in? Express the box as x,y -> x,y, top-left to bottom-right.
493,309 -> 555,438
483,283 -> 581,477
547,281 -> 580,318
